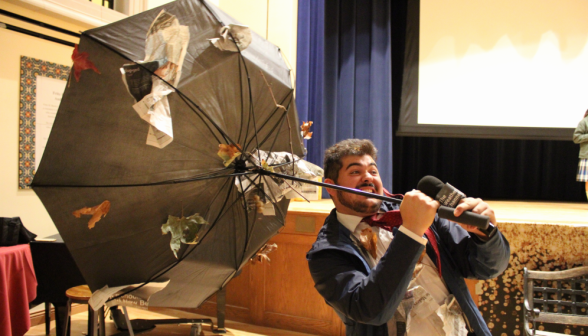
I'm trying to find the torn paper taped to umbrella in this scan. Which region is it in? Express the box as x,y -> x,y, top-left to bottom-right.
132,77 -> 175,148
120,10 -> 189,149
209,24 -> 252,52
89,280 -> 170,311
120,61 -> 161,102
236,150 -> 324,214
248,150 -> 324,179
144,10 -> 190,87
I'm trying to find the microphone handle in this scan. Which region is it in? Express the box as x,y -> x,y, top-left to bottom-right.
438,205 -> 489,230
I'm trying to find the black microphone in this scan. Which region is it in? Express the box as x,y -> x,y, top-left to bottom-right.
417,175 -> 496,237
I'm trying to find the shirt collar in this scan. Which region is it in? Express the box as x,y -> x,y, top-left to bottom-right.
336,211 -> 364,233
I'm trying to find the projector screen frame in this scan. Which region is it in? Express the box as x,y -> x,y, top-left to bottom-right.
396,0 -> 576,141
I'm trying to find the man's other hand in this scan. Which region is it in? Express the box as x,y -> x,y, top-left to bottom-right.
453,198 -> 496,237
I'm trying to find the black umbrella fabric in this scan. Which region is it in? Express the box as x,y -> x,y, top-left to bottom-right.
32,0 -> 305,308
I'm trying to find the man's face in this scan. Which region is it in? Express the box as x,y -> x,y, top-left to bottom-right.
326,155 -> 383,217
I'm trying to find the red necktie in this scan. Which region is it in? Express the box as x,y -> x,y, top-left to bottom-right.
363,210 -> 442,277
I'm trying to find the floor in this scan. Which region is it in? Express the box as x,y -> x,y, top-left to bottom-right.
25,306 -> 318,336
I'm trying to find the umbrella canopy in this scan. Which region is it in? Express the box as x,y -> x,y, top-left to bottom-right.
32,0 -> 306,308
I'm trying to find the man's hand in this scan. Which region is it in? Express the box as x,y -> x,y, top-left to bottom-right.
400,190 -> 440,237
453,198 -> 496,237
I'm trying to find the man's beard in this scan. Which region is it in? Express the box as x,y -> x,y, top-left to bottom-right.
337,188 -> 382,215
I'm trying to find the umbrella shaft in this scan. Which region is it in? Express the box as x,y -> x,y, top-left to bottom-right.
258,170 -> 402,204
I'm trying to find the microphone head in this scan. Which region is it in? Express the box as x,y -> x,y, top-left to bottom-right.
417,175 -> 444,199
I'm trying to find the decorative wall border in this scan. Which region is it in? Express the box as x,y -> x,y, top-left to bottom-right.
19,56 -> 70,189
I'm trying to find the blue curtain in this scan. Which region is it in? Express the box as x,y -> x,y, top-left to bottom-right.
296,0 -> 393,192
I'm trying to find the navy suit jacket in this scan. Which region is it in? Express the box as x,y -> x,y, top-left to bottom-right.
306,202 -> 510,336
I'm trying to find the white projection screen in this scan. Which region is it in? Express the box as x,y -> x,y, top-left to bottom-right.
398,0 -> 588,140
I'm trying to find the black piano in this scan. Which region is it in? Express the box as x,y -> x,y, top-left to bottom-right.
30,234 -> 86,336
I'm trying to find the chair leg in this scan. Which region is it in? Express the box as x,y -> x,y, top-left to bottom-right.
62,299 -> 72,336
45,302 -> 50,335
121,306 -> 135,336
88,306 -> 98,336
216,287 -> 226,330
98,306 -> 105,336
54,304 -> 68,336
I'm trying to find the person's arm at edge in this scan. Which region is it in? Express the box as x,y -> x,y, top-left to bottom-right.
573,118 -> 588,144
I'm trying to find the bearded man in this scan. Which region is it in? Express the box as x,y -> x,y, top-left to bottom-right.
306,139 -> 510,336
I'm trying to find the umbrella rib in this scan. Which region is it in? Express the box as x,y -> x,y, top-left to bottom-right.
237,53 -> 246,146
243,90 -> 294,152
31,169 -> 245,188
201,172 -> 239,220
236,175 -> 252,267
82,33 -> 238,147
173,89 -> 237,146
173,175 -> 255,272
234,172 -> 260,195
238,174 -> 286,266
200,0 -> 225,26
237,53 -> 254,155
257,175 -> 286,219
242,174 -> 285,229
257,94 -> 295,156
239,174 -> 262,260
268,95 -> 294,157
233,172 -> 285,267
285,100 -> 296,174
176,92 -> 224,145
267,157 -> 303,169
199,0 -> 247,152
232,42 -> 261,163
266,111 -> 288,155
194,175 -> 260,269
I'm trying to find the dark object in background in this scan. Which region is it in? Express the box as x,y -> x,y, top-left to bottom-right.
30,234 -> 86,336
0,217 -> 37,246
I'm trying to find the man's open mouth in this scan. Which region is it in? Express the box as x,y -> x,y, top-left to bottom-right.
357,184 -> 376,193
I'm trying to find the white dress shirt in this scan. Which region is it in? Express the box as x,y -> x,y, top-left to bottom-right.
336,211 -> 467,336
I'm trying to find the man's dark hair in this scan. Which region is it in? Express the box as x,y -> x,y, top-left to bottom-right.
323,139 -> 378,183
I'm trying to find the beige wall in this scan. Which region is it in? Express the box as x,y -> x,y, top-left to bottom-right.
0,2 -> 88,238
0,0 -> 297,238
217,0 -> 298,76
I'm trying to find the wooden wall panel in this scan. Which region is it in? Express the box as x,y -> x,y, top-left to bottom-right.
264,242 -> 329,320
189,210 -> 345,335
226,264 -> 252,308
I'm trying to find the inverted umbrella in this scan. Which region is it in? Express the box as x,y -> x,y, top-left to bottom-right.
31,0 -> 312,308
